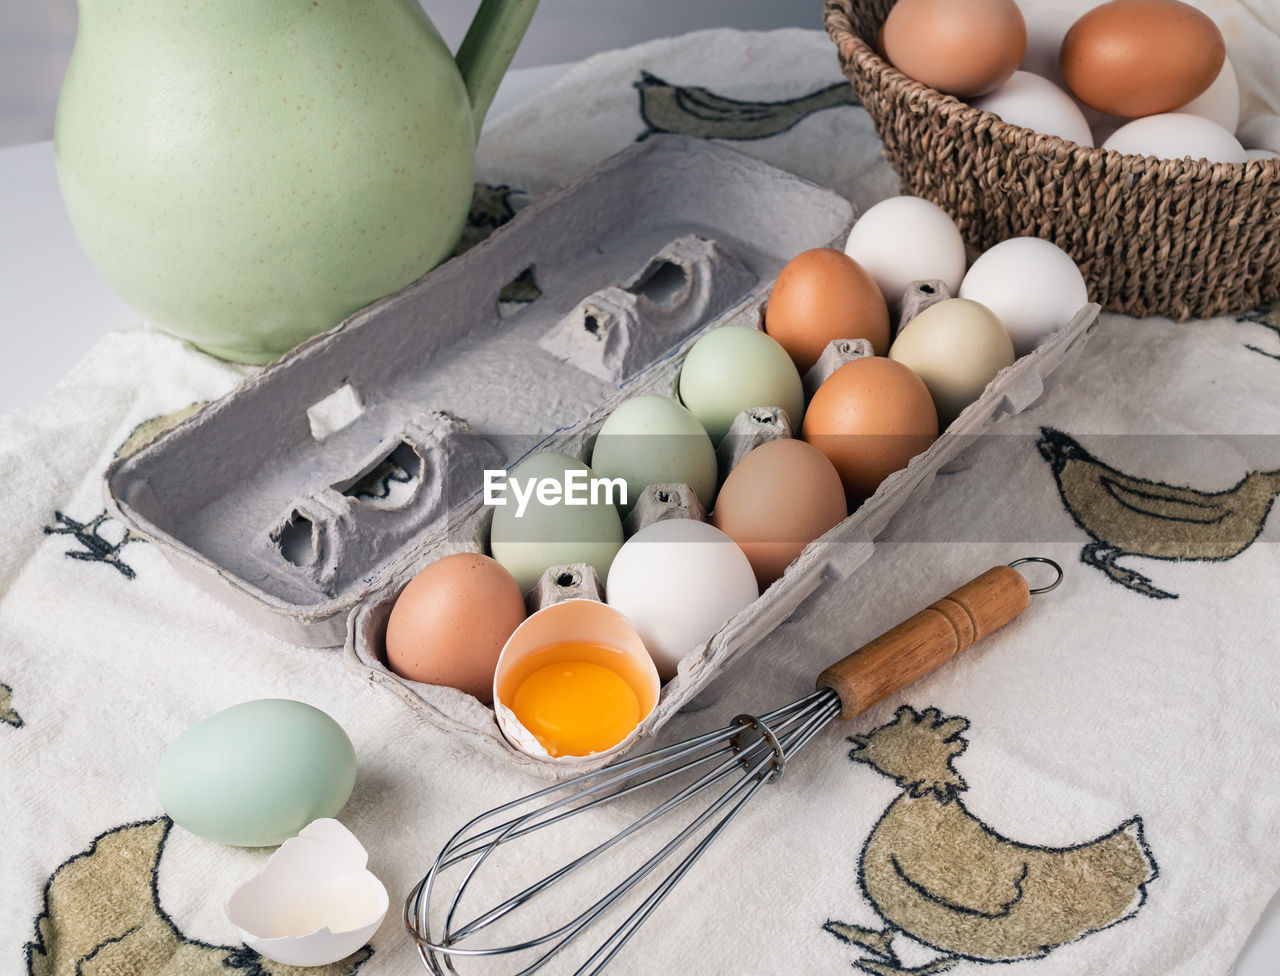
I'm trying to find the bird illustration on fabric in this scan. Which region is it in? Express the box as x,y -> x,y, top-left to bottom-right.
635,71 -> 860,141
1,682 -> 21,728
342,442 -> 421,506
453,183 -> 541,304
1236,302 -> 1280,360
115,402 -> 208,460
1037,427 -> 1280,599
25,818 -> 372,976
824,707 -> 1156,975
43,511 -> 141,580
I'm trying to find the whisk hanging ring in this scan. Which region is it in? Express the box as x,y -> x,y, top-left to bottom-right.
1008,556 -> 1063,594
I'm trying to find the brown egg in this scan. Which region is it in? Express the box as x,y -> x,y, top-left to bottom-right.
764,248 -> 890,373
712,438 -> 848,588
384,552 -> 527,704
1060,0 -> 1225,117
801,357 -> 939,501
882,0 -> 1027,98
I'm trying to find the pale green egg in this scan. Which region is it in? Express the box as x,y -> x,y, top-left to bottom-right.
156,699 -> 356,847
677,326 -> 805,441
590,395 -> 718,514
488,452 -> 625,592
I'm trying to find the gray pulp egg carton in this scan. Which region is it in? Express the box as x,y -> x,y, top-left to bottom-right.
104,135 -> 1101,778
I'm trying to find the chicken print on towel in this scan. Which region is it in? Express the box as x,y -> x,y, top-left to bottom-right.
456,183 -> 540,305
25,818 -> 371,976
824,707 -> 1156,976
43,510 -> 141,581
1,682 -> 21,728
40,401 -> 215,581
1236,302 -> 1280,361
635,71 -> 859,142
1038,427 -> 1280,600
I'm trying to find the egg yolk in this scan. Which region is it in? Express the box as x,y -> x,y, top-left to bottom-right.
510,659 -> 641,758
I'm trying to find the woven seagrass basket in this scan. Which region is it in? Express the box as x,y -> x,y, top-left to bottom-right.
823,0 -> 1280,321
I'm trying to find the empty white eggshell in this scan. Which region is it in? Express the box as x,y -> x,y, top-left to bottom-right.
1174,56 -> 1239,134
225,819 -> 388,968
605,518 -> 758,681
843,196 -> 967,311
972,71 -> 1093,147
959,237 -> 1088,356
1103,113 -> 1247,163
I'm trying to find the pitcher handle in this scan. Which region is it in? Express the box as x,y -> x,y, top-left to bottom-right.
455,0 -> 540,138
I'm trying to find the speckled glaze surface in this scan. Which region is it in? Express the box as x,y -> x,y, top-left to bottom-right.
55,0 -> 509,363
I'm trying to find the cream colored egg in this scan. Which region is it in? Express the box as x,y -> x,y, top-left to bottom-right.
889,299 -> 1014,425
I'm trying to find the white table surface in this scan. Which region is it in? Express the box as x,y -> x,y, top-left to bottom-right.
0,60 -> 1276,976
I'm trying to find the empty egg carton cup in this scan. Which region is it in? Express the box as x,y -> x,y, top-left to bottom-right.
540,235 -> 756,383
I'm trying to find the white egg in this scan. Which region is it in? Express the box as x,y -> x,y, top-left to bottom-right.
1238,114 -> 1280,154
1018,7 -> 1076,87
972,71 -> 1093,147
843,196 -> 967,311
605,519 -> 757,681
959,237 -> 1088,357
1246,149 -> 1280,161
1103,113 -> 1247,163
1174,56 -> 1239,134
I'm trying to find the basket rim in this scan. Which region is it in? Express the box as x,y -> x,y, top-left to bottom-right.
822,0 -> 1280,181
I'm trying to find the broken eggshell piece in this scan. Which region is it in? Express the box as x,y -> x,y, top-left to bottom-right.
224,819 -> 388,967
493,599 -> 660,763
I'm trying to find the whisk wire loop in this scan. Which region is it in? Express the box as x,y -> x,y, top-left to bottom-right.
448,743 -> 751,946
571,760 -> 776,976
408,688 -> 842,975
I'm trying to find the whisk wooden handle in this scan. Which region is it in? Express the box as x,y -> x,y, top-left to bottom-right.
816,565 -> 1030,719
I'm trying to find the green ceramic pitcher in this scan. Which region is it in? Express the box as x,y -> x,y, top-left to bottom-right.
56,0 -> 538,363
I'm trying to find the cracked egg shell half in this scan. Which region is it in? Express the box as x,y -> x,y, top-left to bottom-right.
493,600 -> 660,763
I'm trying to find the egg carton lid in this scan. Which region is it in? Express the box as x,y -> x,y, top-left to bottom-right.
103,136 -> 856,646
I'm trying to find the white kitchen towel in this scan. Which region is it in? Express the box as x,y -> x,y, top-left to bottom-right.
5,19 -> 1280,976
